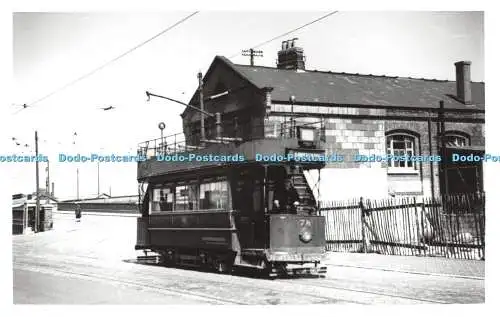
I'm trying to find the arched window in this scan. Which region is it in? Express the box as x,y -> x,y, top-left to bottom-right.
444,131 -> 470,147
386,133 -> 417,170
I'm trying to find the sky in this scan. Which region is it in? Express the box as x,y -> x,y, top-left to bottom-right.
4,10 -> 485,200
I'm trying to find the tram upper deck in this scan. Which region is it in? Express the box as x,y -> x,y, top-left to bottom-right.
137,120 -> 327,181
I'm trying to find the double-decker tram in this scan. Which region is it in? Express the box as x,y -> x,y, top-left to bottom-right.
135,122 -> 328,277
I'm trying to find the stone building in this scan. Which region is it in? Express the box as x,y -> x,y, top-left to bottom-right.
181,39 -> 485,200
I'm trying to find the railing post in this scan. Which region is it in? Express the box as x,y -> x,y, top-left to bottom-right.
360,197 -> 367,253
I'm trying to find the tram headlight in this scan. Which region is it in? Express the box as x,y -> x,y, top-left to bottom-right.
299,228 -> 313,243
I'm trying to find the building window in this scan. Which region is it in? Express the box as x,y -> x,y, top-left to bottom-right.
444,133 -> 469,147
386,134 -> 417,171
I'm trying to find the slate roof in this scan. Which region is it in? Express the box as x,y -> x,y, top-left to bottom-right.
214,56 -> 485,111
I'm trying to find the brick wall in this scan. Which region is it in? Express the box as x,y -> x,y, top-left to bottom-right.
266,104 -> 484,199
385,109 -> 484,196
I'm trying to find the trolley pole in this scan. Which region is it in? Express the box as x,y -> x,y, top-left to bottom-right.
35,131 -> 40,233
198,72 -> 205,143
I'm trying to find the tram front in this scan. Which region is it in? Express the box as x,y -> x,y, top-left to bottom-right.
261,125 -> 328,276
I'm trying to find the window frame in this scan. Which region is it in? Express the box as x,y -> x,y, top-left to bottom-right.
386,131 -> 419,175
150,183 -> 175,214
199,177 -> 230,211
149,176 -> 230,214
443,131 -> 470,147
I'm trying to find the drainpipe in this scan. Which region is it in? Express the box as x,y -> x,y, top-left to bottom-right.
428,115 -> 435,201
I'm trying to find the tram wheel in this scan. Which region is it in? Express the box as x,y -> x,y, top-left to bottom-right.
161,250 -> 175,266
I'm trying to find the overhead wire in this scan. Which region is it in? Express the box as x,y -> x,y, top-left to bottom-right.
14,11 -> 337,115
228,11 -> 339,59
15,11 -> 200,114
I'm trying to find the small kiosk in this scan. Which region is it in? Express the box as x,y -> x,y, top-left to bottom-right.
12,194 -> 56,234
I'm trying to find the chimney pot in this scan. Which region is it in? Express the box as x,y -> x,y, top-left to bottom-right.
455,61 -> 472,104
277,38 -> 305,70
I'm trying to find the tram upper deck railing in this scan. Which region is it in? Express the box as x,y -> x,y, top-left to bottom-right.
137,119 -> 326,159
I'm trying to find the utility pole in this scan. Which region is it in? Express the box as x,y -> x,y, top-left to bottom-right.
242,48 -> 263,66
46,160 -> 50,204
97,161 -> 100,197
198,72 -> 205,143
73,131 -> 79,200
77,168 -> 80,200
35,131 -> 40,233
439,100 -> 448,195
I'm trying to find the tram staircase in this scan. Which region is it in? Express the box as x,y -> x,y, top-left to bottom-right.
289,168 -> 317,215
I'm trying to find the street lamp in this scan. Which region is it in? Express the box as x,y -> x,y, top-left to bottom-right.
158,122 -> 166,154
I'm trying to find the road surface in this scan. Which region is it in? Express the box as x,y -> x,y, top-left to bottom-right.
13,212 -> 484,304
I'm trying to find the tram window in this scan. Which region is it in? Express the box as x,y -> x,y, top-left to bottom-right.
187,183 -> 199,210
151,187 -> 173,213
175,183 -> 199,211
200,181 -> 228,210
175,185 -> 189,211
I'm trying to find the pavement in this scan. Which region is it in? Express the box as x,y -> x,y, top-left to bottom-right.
323,252 -> 485,279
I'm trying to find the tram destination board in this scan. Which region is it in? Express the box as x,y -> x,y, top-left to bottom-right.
286,148 -> 327,165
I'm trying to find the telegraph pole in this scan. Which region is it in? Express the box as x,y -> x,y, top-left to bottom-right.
439,100 -> 448,195
46,160 -> 50,204
35,131 -> 40,233
97,161 -> 100,197
77,168 -> 80,200
242,48 -> 263,66
198,72 -> 205,143
73,132 -> 79,200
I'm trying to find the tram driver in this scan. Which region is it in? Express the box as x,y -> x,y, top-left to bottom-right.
272,178 -> 300,213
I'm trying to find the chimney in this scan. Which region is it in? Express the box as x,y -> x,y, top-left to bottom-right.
454,61 -> 472,104
277,38 -> 305,70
